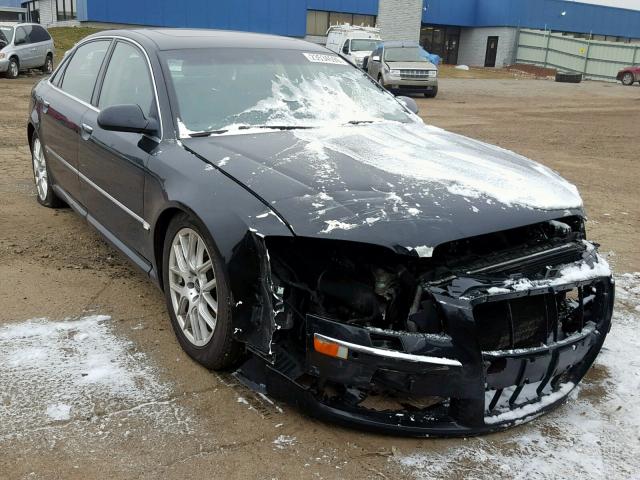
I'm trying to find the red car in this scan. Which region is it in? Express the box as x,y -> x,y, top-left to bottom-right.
617,66 -> 640,86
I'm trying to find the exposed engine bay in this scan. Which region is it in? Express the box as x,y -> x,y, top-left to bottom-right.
234,216 -> 614,436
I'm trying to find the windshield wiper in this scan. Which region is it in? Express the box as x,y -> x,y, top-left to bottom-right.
189,130 -> 228,137
346,120 -> 375,125
239,125 -> 313,131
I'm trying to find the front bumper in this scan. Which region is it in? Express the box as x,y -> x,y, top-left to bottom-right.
385,76 -> 438,94
0,58 -> 9,73
244,270 -> 614,436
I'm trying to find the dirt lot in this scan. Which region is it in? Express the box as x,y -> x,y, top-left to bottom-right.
0,73 -> 638,480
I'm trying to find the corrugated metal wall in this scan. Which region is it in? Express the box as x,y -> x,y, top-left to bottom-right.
85,0 -> 378,37
516,28 -> 640,80
424,0 -> 640,39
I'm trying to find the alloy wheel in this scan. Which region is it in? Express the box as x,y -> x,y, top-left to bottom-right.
45,57 -> 53,74
168,228 -> 218,347
9,61 -> 18,78
32,137 -> 48,201
622,72 -> 634,86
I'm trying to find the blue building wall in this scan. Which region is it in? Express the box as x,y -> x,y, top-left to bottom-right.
85,0 -> 377,37
0,0 -> 22,7
423,0 -> 640,38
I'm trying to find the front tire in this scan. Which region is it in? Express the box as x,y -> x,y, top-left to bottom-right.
6,58 -> 19,79
424,86 -> 438,98
162,213 -> 242,369
31,133 -> 64,208
621,72 -> 635,86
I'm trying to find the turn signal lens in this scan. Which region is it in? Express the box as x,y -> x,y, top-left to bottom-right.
313,335 -> 348,359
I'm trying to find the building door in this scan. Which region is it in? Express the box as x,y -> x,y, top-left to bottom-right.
484,36 -> 499,67
444,33 -> 459,64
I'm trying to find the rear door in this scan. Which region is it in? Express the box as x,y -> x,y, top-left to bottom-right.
28,25 -> 51,67
41,39 -> 111,203
77,39 -> 159,256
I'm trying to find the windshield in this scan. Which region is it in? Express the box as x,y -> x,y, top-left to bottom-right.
350,39 -> 379,52
162,48 -> 412,136
384,47 -> 429,63
0,26 -> 14,46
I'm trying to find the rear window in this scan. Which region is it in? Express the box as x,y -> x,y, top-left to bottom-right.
30,25 -> 51,43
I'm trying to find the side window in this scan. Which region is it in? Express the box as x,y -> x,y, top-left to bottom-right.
60,40 -> 110,103
342,40 -> 350,55
98,41 -> 154,116
30,26 -> 51,43
15,26 -> 30,45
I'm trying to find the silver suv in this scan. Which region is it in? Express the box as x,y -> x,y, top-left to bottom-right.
0,23 -> 54,79
367,41 -> 438,98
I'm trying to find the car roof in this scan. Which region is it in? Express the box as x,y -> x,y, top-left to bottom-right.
382,41 -> 420,48
87,28 -> 328,52
0,22 -> 42,27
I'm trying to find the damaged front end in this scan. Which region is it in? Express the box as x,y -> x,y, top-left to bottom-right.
234,216 -> 614,436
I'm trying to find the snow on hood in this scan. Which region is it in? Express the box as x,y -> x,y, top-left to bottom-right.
291,121 -> 583,210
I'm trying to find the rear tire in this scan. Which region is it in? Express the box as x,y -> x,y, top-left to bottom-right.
621,72 -> 634,86
6,57 -> 19,79
31,133 -> 64,208
41,54 -> 53,75
162,213 -> 243,370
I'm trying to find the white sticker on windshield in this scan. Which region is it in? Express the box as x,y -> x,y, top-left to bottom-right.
302,53 -> 348,65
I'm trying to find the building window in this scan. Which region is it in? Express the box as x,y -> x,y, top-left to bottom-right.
56,0 -> 76,21
306,10 -> 376,36
21,1 -> 40,23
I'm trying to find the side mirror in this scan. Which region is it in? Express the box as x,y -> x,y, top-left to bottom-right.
97,104 -> 159,135
396,96 -> 419,115
371,55 -> 380,62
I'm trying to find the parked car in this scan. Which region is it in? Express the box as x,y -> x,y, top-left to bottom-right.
28,28 -> 613,436
368,41 -> 438,97
325,24 -> 380,69
616,66 -> 640,86
0,22 -> 54,79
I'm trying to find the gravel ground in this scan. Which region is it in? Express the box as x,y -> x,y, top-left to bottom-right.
0,73 -> 638,480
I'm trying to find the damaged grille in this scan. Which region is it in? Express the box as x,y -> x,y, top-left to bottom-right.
474,283 -> 598,351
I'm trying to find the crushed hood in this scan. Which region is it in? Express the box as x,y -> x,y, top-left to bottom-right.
183,121 -> 583,254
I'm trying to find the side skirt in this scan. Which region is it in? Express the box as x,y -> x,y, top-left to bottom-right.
52,183 -> 153,276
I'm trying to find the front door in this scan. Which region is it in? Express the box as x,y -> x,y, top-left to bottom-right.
78,40 -> 159,255
13,25 -> 34,68
485,36 -> 499,68
445,34 -> 459,65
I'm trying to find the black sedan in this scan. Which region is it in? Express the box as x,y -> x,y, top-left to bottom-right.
27,28 -> 614,436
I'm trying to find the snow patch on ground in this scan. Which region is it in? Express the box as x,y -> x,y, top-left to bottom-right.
397,272 -> 640,479
273,434 -> 297,450
0,315 -> 189,440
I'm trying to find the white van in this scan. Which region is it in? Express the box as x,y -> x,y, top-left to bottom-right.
325,25 -> 381,69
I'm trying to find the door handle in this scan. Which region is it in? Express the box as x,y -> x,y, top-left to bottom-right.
81,123 -> 94,134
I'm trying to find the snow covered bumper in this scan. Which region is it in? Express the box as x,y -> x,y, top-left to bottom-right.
251,259 -> 614,437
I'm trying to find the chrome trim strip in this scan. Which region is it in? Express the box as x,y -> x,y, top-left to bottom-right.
45,146 -> 150,231
466,244 -> 577,275
47,35 -> 164,141
314,333 -> 462,367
